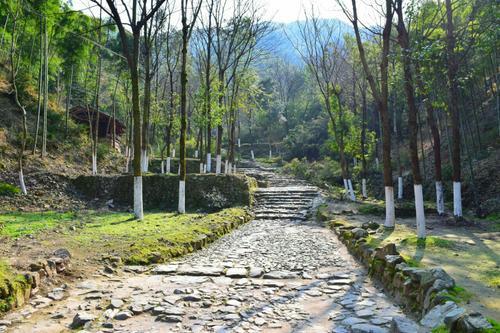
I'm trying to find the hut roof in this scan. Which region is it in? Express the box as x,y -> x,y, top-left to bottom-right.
70,106 -> 126,138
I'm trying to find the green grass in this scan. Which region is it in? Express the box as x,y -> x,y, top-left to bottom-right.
400,236 -> 457,250
73,208 -> 249,264
431,325 -> 448,333
0,208 -> 251,265
0,211 -> 78,238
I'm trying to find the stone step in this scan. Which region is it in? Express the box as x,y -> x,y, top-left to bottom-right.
255,213 -> 307,220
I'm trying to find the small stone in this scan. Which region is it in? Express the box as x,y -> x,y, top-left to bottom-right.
70,312 -> 95,328
391,316 -> 420,333
156,315 -> 183,323
0,320 -> 12,326
342,317 -> 367,326
50,312 -> 65,319
226,299 -> 241,307
305,289 -> 322,297
109,298 -> 124,309
102,322 -> 114,328
254,318 -> 266,326
263,270 -> 298,279
226,267 -> 247,278
152,264 -> 178,275
355,309 -> 374,318
248,267 -> 264,278
351,228 -> 368,239
351,323 -> 388,333
114,311 -> 133,320
182,294 -> 202,302
130,304 -> 144,314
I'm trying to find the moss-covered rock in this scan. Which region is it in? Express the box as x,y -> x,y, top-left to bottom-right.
0,261 -> 31,314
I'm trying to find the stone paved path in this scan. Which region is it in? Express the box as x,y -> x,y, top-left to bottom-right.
1,164 -> 421,333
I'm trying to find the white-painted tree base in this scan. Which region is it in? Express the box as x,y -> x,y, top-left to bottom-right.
343,179 -> 349,197
224,161 -> 229,174
161,161 -> 165,174
92,153 -> 97,175
134,176 -> 144,220
216,155 -> 222,174
269,150 -> 272,159
19,170 -> 27,195
375,158 -> 380,168
177,165 -> 180,175
141,150 -> 148,173
233,164 -> 236,174
238,138 -> 241,148
362,178 -> 367,198
172,149 -> 175,158
414,184 -> 426,238
251,150 -> 255,160
178,180 -> 186,214
203,164 -> 207,173
199,163 -> 203,173
398,176 -> 403,199
453,181 -> 462,217
384,186 -> 395,228
194,150 -> 198,158
166,157 -> 171,174
206,153 -> 211,173
435,181 -> 444,215
348,179 -> 356,201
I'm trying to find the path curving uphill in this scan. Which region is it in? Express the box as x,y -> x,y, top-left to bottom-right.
2,164 -> 420,333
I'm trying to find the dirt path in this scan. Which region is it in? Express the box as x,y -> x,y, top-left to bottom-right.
1,167 -> 421,333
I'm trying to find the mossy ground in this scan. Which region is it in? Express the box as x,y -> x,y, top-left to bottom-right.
0,208 -> 251,266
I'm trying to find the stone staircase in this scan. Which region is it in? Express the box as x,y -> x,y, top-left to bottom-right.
239,163 -> 319,221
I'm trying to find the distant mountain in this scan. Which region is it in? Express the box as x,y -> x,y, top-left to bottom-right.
258,19 -> 354,65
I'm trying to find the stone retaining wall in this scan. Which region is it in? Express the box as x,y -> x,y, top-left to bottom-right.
329,220 -> 493,332
72,174 -> 256,211
0,249 -> 70,314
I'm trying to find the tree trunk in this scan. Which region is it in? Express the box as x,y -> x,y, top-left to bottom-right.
396,1 -> 425,238
445,0 -> 462,218
178,16 -> 189,213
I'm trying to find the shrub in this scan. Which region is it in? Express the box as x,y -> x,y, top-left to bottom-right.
0,181 -> 20,197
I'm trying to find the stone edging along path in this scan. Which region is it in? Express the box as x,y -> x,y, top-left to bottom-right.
329,218 -> 493,332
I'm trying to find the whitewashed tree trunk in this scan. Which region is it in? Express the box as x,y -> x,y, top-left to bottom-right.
19,170 -> 27,195
384,186 -> 396,228
166,157 -> 171,174
453,181 -> 462,217
269,150 -> 272,159
343,178 -> 349,196
375,157 -> 380,168
203,164 -> 207,173
125,151 -> 130,173
238,138 -> 241,147
398,177 -> 403,199
177,165 -> 180,175
161,161 -> 165,174
194,150 -> 198,158
251,150 -> 255,160
134,176 -> 144,220
233,164 -> 236,174
178,180 -> 185,213
435,181 -> 444,215
414,184 -> 426,238
199,163 -> 203,173
224,160 -> 229,174
206,153 -> 211,172
141,149 -> 148,172
362,178 -> 367,198
216,155 -> 222,174
172,149 -> 176,158
92,153 -> 97,175
348,179 -> 356,201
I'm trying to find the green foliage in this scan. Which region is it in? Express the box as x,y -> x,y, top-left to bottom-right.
400,236 -> 457,250
282,157 -> 341,188
0,181 -> 20,197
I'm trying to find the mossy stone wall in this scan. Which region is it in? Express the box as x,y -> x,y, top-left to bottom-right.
72,174 -> 256,211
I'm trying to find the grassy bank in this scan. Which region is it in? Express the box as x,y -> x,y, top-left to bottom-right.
0,207 -> 252,266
